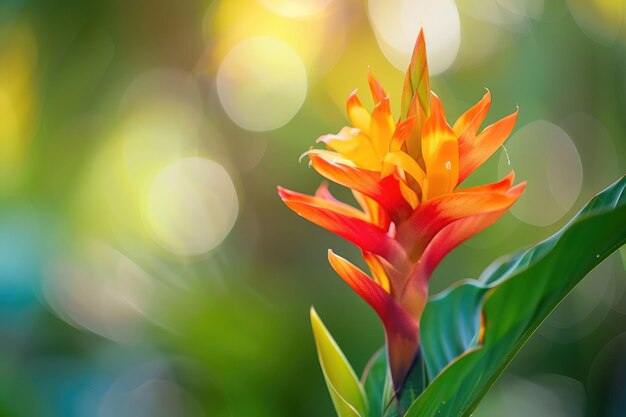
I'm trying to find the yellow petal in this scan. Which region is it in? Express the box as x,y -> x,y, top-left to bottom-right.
301,149 -> 357,167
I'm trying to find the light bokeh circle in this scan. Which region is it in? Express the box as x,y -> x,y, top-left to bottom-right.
216,36 -> 307,131
498,120 -> 583,226
367,0 -> 461,75
145,157 -> 239,256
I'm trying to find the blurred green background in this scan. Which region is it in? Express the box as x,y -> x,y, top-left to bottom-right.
0,0 -> 625,416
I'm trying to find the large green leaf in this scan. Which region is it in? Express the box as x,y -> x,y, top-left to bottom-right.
407,176 -> 626,417
310,307 -> 368,417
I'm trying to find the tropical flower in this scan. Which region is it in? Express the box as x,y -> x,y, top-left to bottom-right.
277,30 -> 525,390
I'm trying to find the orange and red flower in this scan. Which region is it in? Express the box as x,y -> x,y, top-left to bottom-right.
278,30 -> 525,390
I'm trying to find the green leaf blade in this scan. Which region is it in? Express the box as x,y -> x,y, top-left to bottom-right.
408,176 -> 626,417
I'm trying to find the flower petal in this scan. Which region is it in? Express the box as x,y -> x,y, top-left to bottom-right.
370,96 -> 395,157
401,28 -> 430,119
362,251 -> 392,293
456,171 -> 515,194
278,186 -> 401,259
368,69 -> 387,104
328,251 -> 420,389
309,154 -> 413,222
389,116 -> 415,152
421,93 -> 459,199
347,90 -> 371,136
352,190 -> 391,230
452,90 -> 491,145
458,109 -> 518,183
302,148 -> 356,166
381,150 -> 427,186
280,185 -> 367,220
397,186 -> 526,259
417,182 -> 525,280
318,126 -> 379,170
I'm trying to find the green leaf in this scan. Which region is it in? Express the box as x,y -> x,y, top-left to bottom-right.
408,176 -> 626,417
311,307 -> 368,417
361,347 -> 429,417
397,350 -> 428,413
420,281 -> 484,380
362,349 -> 390,417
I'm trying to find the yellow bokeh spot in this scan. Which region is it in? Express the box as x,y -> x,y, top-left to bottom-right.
216,36 -> 307,131
145,157 -> 239,256
203,0 -> 347,80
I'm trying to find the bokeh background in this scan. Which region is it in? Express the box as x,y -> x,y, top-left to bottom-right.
1,0 -> 625,416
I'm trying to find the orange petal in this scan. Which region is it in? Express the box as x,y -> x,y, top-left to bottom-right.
368,69 -> 387,104
309,154 -> 412,222
278,187 -> 402,259
453,90 -> 491,145
362,251 -> 391,293
456,171 -> 515,194
399,178 -> 419,209
404,93 -> 428,170
397,187 -> 525,259
352,190 -> 391,230
401,28 -> 430,119
421,93 -> 459,199
389,116 -> 415,152
328,251 -> 420,389
280,186 -> 366,220
458,109 -> 518,183
346,90 -> 371,136
415,182 -> 526,281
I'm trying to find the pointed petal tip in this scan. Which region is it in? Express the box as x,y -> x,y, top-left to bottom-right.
416,28 -> 426,48
505,170 -> 516,183
513,180 -> 527,192
507,181 -> 526,199
346,89 -> 362,106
